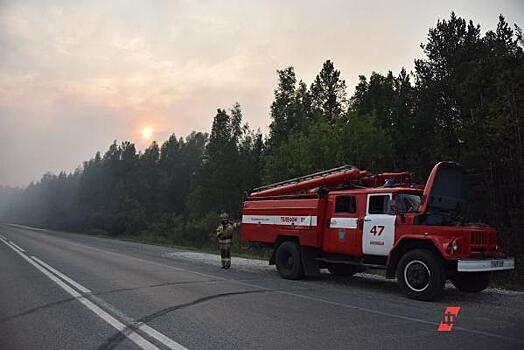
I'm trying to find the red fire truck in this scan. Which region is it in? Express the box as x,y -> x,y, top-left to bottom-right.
240,162 -> 515,300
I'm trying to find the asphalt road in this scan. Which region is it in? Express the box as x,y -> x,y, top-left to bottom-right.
1,224 -> 523,350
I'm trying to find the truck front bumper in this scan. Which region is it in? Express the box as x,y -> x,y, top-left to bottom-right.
457,257 -> 515,272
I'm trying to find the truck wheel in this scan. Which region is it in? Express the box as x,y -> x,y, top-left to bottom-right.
275,241 -> 304,280
396,249 -> 445,301
450,272 -> 491,293
328,264 -> 358,276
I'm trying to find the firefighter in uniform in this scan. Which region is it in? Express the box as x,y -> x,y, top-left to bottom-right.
216,213 -> 239,269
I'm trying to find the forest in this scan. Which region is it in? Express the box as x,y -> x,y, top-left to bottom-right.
1,13 -> 522,279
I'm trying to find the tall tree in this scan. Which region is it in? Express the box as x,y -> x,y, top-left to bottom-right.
310,60 -> 347,122
189,105 -> 245,217
268,67 -> 312,148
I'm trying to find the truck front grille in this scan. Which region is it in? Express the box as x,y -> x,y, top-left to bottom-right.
471,232 -> 488,245
470,231 -> 496,251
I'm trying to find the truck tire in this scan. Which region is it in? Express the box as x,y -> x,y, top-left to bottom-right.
450,272 -> 491,293
328,264 -> 358,276
275,241 -> 304,280
396,249 -> 445,301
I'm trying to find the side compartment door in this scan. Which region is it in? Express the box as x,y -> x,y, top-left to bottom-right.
323,195 -> 361,255
362,194 -> 396,256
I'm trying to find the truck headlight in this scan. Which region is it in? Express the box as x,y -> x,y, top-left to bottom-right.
451,239 -> 459,253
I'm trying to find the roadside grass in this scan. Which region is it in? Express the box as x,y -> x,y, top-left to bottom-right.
82,229 -> 272,260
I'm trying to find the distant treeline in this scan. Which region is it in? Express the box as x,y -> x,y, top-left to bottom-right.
1,14 -> 523,265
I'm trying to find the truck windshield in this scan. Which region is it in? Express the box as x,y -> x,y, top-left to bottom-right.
395,193 -> 421,213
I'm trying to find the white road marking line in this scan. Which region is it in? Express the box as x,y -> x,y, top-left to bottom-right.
0,234 -> 6,240
4,240 -> 23,253
9,241 -> 25,252
1,237 -> 189,350
84,289 -> 189,350
30,256 -> 92,294
0,238 -> 160,350
138,324 -> 189,350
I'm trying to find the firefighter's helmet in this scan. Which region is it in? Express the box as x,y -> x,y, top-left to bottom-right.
220,212 -> 229,220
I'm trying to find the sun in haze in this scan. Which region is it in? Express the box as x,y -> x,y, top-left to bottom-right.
142,127 -> 153,140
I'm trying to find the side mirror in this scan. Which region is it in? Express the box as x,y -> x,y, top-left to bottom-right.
386,199 -> 399,215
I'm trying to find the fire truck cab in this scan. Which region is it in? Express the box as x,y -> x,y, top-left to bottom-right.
241,162 -> 515,301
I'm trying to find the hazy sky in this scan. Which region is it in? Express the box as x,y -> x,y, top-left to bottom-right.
0,0 -> 523,186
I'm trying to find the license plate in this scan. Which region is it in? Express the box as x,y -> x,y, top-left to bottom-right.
491,260 -> 504,268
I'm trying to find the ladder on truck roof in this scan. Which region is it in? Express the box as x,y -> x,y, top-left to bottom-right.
252,165 -> 355,193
